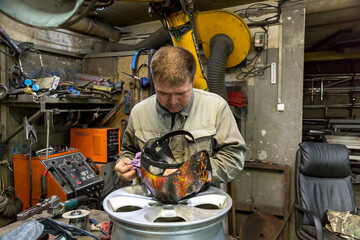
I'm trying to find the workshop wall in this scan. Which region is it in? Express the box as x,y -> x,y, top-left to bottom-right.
0,1 -> 304,238
224,2 -> 304,239
0,14 -> 109,188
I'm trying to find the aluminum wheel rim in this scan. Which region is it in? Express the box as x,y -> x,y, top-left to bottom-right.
103,184 -> 232,229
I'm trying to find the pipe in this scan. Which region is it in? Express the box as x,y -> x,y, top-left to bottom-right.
106,27 -> 172,52
207,34 -> 234,102
165,10 -> 208,91
67,16 -> 122,41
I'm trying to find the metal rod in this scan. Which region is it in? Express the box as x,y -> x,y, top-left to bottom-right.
304,86 -> 360,93
305,73 -> 360,77
320,78 -> 324,101
325,78 -> 355,87
230,181 -> 237,238
45,112 -> 50,162
48,108 -> 113,113
311,79 -> 314,102
329,119 -> 360,124
303,103 -> 360,108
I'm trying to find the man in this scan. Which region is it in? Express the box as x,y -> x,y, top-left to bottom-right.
115,46 -> 245,186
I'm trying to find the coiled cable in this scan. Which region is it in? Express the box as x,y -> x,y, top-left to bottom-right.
0,187 -> 23,219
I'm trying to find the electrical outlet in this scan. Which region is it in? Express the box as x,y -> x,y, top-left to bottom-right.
277,103 -> 285,112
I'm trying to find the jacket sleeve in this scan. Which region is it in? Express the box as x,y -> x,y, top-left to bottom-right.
117,115 -> 138,163
210,103 -> 246,186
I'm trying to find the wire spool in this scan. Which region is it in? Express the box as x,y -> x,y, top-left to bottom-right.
62,209 -> 90,230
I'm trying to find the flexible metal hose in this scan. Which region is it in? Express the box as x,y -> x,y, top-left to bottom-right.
207,34 -> 234,102
107,27 -> 171,52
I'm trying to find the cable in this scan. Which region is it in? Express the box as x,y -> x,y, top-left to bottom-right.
236,26 -> 270,81
29,139 -> 33,207
7,162 -> 14,173
87,197 -> 101,209
100,177 -> 120,202
94,0 -> 114,8
234,3 -> 278,26
0,83 -> 8,100
0,173 -> 4,191
137,63 -> 149,73
0,37 -> 16,57
18,46 -> 44,79
179,0 -> 207,82
233,0 -> 289,27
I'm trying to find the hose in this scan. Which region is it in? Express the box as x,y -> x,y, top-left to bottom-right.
107,27 -> 171,52
207,34 -> 234,102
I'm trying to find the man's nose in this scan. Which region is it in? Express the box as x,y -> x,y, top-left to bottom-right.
168,95 -> 178,104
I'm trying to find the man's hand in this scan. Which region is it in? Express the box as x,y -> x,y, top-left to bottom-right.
163,168 -> 178,176
115,158 -> 137,181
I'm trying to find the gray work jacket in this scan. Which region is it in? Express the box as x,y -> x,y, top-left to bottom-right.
119,88 -> 246,186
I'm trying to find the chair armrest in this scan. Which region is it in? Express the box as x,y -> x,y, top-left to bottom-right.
295,204 -> 324,240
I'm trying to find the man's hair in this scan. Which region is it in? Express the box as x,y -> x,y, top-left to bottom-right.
150,46 -> 196,87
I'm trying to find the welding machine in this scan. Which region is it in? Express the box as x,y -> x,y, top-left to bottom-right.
70,128 -> 120,163
13,150 -> 104,210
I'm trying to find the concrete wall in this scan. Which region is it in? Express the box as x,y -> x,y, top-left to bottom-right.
225,1 -> 305,238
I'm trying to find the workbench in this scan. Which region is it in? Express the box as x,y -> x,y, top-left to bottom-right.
0,209 -> 109,239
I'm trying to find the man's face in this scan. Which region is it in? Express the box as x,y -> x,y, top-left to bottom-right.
154,78 -> 193,113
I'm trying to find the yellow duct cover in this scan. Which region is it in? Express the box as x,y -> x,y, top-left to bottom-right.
195,10 -> 251,68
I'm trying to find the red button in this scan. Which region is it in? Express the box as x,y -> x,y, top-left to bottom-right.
78,181 -> 81,184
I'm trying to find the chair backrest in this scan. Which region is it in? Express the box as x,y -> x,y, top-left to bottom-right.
295,141 -> 356,226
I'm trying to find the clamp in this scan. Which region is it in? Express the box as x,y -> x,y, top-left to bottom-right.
24,116 -> 37,144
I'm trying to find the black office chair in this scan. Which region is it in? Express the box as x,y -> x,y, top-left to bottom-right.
295,141 -> 357,240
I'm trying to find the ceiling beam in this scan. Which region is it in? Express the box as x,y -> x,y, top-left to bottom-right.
305,51 -> 360,62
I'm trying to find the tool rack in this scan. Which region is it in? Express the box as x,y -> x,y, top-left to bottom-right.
3,95 -> 115,144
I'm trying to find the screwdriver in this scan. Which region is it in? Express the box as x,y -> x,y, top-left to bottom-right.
89,217 -> 109,236
121,71 -> 140,80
